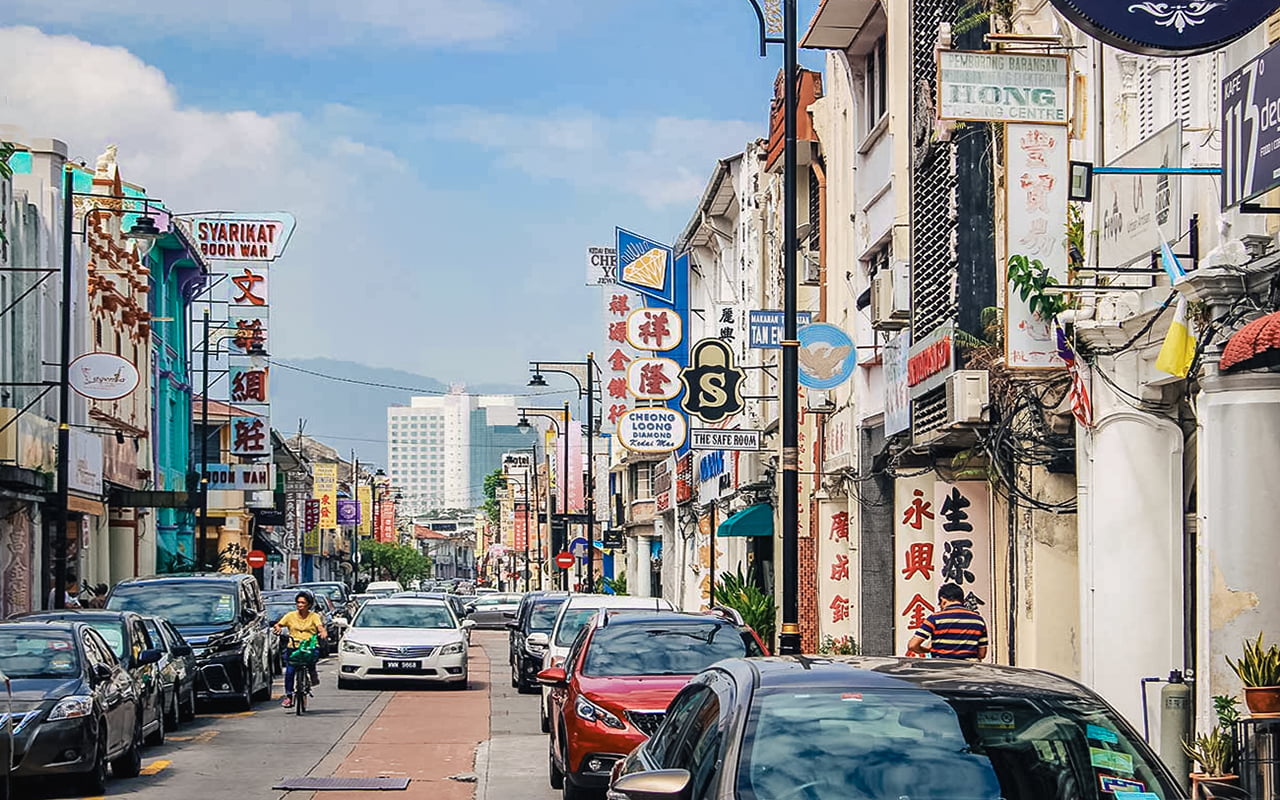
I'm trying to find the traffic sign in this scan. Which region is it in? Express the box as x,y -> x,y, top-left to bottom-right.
246,549 -> 267,569
570,537 -> 589,560
555,552 -> 575,569
266,553 -> 283,564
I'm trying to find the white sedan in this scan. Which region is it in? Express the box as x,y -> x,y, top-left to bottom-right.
337,598 -> 474,689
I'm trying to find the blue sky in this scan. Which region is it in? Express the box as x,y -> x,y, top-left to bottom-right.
1,1 -> 821,384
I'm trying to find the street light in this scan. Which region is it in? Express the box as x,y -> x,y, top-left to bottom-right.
528,358 -> 602,593
518,404 -> 571,590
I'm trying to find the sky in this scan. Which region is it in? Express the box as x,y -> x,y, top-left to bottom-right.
0,1 -> 822,385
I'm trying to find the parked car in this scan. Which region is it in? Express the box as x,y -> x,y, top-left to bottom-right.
538,594 -> 673,734
107,574 -> 274,710
541,611 -> 765,796
287,582 -> 355,619
508,591 -> 567,693
140,615 -> 198,729
337,598 -> 474,689
0,620 -> 147,794
608,656 -> 1189,800
465,593 -> 522,630
15,610 -> 167,746
0,665 -> 11,800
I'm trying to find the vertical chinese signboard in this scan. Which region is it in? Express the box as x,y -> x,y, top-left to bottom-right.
818,500 -> 854,643
602,289 -> 646,434
357,485 -> 373,538
933,480 -> 993,656
312,463 -> 338,530
227,264 -> 272,456
303,498 -> 321,555
513,502 -> 529,551
894,474 -> 937,655
377,500 -> 396,543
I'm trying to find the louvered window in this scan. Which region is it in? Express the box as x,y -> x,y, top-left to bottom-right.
808,168 -> 821,250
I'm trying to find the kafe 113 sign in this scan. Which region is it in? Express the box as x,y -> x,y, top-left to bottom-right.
1048,0 -> 1279,56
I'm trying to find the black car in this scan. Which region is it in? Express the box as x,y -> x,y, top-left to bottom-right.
286,582 -> 354,619
16,610 -> 167,747
141,616 -> 198,729
610,656 -> 1188,800
106,574 -> 274,710
0,621 -> 149,795
507,591 -> 566,693
0,664 -> 11,800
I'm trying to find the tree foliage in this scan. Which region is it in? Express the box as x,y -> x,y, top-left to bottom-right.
360,541 -> 432,584
482,468 -> 504,525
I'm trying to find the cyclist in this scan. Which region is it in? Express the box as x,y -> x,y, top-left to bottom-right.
273,590 -> 328,708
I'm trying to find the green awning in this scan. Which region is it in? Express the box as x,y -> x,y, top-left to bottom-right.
717,504 -> 774,537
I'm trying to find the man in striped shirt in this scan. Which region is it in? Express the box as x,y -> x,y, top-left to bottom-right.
907,583 -> 988,660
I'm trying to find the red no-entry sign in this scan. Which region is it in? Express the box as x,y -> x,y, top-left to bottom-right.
246,549 -> 267,569
554,551 -> 575,569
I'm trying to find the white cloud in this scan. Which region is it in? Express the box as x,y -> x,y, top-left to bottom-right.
1,0 -> 527,50
432,106 -> 759,208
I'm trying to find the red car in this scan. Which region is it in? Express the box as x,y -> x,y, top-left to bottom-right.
538,610 -> 766,799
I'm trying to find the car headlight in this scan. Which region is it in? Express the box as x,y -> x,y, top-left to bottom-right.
440,642 -> 465,656
341,640 -> 369,654
575,695 -> 625,730
48,695 -> 94,721
206,634 -> 241,654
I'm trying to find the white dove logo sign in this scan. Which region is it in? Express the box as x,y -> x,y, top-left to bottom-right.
68,353 -> 140,401
796,323 -> 856,390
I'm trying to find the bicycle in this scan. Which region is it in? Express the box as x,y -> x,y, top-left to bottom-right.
287,637 -> 320,715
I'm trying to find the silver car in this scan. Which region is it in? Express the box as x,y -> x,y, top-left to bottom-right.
464,594 -> 522,629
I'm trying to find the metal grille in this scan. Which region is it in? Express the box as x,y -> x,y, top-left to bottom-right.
370,645 -> 435,658
627,710 -> 666,737
0,710 -> 40,734
912,390 -> 948,441
808,168 -> 821,250
1236,717 -> 1280,800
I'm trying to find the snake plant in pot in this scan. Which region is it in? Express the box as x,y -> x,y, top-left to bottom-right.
1227,633 -> 1280,714
1183,696 -> 1239,797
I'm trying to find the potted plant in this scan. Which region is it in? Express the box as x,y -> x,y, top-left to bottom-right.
1184,696 -> 1239,799
1227,633 -> 1280,714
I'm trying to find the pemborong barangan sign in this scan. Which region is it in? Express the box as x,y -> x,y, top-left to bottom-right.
938,52 -> 1069,125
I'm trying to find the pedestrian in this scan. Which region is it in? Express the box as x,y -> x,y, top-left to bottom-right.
907,583 -> 988,661
47,574 -> 82,609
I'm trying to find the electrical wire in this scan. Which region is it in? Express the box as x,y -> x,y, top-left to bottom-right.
272,360 -> 573,399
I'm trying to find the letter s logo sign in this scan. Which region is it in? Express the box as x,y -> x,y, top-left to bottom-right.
699,373 -> 727,409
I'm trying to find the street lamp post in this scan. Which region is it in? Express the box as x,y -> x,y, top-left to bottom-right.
518,404 -> 571,590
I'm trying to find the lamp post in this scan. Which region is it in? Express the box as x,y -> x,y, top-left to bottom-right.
518,404 -> 571,590
55,168 -> 164,608
742,0 -> 801,655
528,357 -> 600,593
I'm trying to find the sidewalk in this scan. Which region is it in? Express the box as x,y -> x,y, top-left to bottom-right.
310,645 -> 491,800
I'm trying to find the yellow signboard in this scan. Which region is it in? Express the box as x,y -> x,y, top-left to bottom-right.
357,485 -> 373,537
312,462 -> 338,529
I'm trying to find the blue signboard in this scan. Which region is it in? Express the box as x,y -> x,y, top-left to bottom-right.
796,323 -> 857,390
748,310 -> 814,349
569,536 -> 589,561
616,228 -> 676,306
1223,40 -> 1280,209
1048,0 -> 1278,56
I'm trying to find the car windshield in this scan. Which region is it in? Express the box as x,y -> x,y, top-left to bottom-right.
82,620 -> 127,658
353,604 -> 456,629
530,600 -> 566,632
108,583 -> 239,626
301,585 -> 345,604
582,623 -> 758,676
0,630 -> 80,679
738,689 -> 1176,800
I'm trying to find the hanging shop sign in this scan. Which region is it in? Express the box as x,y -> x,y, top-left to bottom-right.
1096,121 -> 1183,268
602,288 -> 646,434
679,339 -> 745,423
229,415 -> 270,457
616,407 -> 687,454
884,331 -> 912,437
628,358 -> 682,400
937,51 -> 1069,124
69,352 -> 140,401
312,463 -> 339,528
586,245 -> 618,285
190,212 -> 296,262
748,310 -> 813,349
1048,0 -> 1279,57
1223,40 -> 1280,209
654,458 -> 672,513
336,498 -> 360,527
797,323 -> 857,390
68,429 -> 104,496
675,453 -> 694,504
625,307 -> 683,351
907,325 -> 955,399
204,463 -> 275,491
894,473 -> 936,656
616,228 -> 675,305
690,428 -> 762,452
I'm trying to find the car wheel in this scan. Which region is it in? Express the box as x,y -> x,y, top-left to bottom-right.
548,742 -> 564,790
180,684 -> 197,722
452,673 -> 469,690
238,669 -> 254,711
337,676 -> 354,690
79,721 -> 109,793
253,662 -> 273,702
510,662 -> 519,689
112,718 -> 143,779
166,690 -> 181,730
145,704 -> 165,747
540,702 -> 550,734
562,777 -> 591,800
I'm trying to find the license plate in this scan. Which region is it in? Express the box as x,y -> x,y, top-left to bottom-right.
382,660 -> 421,671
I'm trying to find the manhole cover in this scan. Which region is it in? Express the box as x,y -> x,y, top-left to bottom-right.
273,777 -> 411,791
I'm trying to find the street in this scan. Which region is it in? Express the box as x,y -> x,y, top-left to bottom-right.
28,632 -> 555,800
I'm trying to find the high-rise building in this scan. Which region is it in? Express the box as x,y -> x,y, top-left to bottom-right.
386,388 -> 534,510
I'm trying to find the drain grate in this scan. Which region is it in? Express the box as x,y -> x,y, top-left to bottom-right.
273,777 -> 411,791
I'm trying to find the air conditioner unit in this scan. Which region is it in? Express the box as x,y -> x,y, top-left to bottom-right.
806,390 -> 835,413
871,272 -> 909,329
945,370 -> 989,426
801,254 -> 821,285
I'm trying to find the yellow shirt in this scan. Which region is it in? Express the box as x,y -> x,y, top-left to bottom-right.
277,610 -> 325,646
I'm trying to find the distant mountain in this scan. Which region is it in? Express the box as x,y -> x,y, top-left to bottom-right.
270,357 -> 524,465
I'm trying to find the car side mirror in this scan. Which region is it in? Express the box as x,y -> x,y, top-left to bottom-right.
461,620 -> 476,629
536,666 -> 567,687
92,663 -> 113,683
137,648 -> 162,666
171,645 -> 193,657
465,605 -> 476,614
526,632 -> 549,647
505,620 -> 520,630
610,770 -> 692,800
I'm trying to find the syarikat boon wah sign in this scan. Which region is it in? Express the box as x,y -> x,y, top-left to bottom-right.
192,213 -> 295,261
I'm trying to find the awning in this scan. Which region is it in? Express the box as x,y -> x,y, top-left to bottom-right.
717,504 -> 774,537
1221,311 -> 1280,372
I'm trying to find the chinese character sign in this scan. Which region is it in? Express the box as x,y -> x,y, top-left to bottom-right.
627,357 -> 680,400
312,463 -> 339,529
229,363 -> 270,404
894,474 -> 937,655
357,485 -> 373,537
513,502 -> 529,551
228,315 -> 268,355
377,499 -> 396,543
602,289 -> 646,434
230,415 -> 270,457
817,500 -> 854,642
625,307 -> 682,352
1005,123 -> 1067,369
933,481 -> 993,647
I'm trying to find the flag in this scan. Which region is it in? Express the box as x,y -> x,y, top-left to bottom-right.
1160,240 -> 1186,284
1056,326 -> 1093,428
1155,295 -> 1197,378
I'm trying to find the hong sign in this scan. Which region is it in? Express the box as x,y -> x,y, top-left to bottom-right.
616,407 -> 687,453
748,310 -> 813,349
679,339 -> 745,423
1049,0 -> 1279,57
690,428 -> 762,452
1223,40 -> 1280,209
938,51 -> 1069,124
190,213 -> 296,261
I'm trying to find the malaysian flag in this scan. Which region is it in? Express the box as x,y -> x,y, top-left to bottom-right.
1056,326 -> 1093,428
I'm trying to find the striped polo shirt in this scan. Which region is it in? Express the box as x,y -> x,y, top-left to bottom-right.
917,605 -> 988,660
